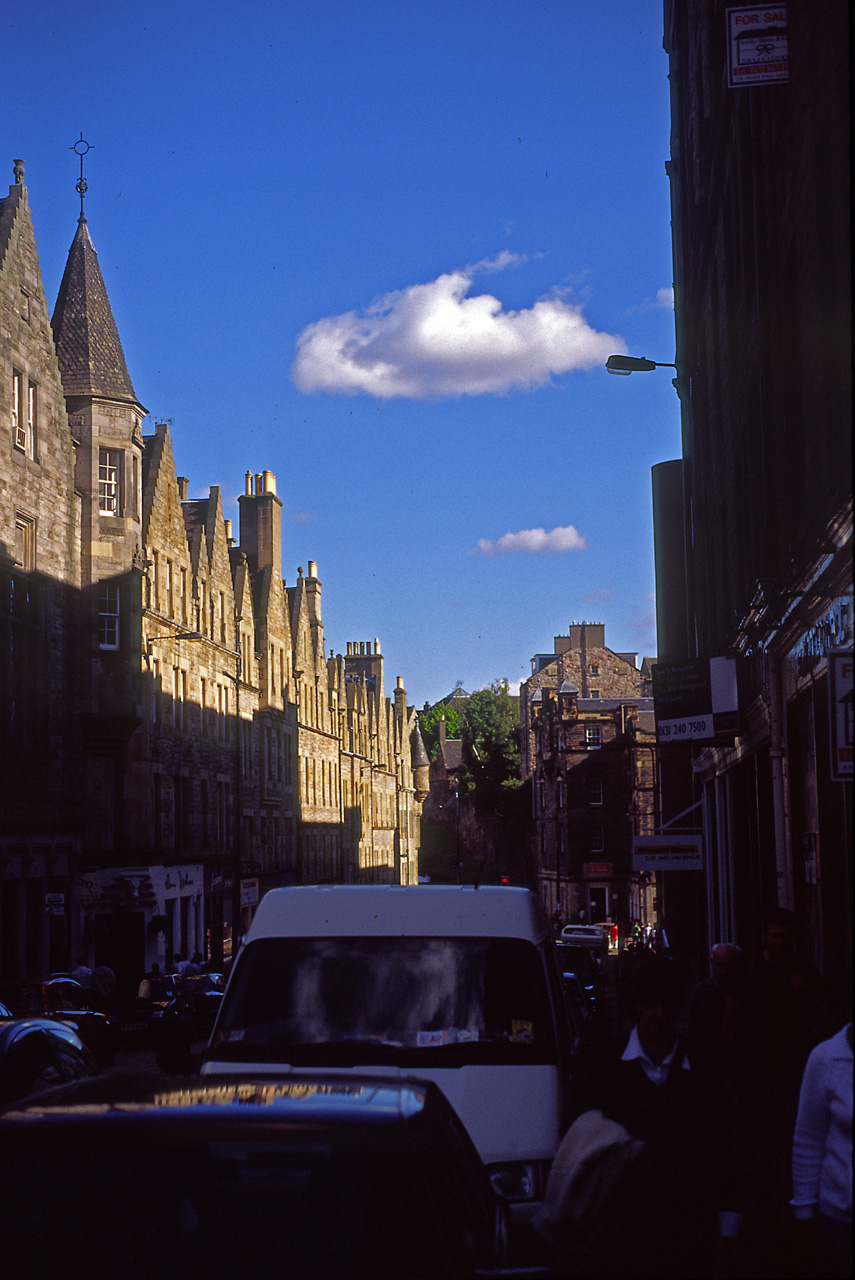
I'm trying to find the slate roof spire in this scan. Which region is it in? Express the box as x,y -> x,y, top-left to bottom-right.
51,210 -> 138,403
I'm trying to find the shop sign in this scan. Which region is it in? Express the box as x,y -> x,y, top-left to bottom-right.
583,862 -> 613,879
632,836 -> 703,871
829,650 -> 853,781
727,6 -> 788,87
240,878 -> 260,908
74,872 -> 102,906
45,893 -> 65,915
652,657 -> 739,743
795,599 -> 852,677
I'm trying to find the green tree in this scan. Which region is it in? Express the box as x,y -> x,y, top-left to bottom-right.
418,702 -> 463,760
461,680 -> 521,811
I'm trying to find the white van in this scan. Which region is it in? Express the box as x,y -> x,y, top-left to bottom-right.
202,885 -> 576,1213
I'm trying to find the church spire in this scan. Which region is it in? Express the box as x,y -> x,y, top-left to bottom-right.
51,137 -> 140,404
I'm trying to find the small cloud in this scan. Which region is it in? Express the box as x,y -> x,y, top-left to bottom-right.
468,250 -> 526,275
292,263 -> 625,400
582,587 -> 613,603
475,524 -> 587,556
625,285 -> 675,317
284,504 -> 314,523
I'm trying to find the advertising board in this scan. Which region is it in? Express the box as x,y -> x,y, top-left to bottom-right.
652,656 -> 738,743
632,836 -> 703,872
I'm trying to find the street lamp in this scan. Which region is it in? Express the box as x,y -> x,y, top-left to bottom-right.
605,354 -> 678,376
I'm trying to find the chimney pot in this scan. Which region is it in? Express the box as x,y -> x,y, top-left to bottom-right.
263,470 -> 276,495
245,472 -> 253,495
308,560 -> 317,578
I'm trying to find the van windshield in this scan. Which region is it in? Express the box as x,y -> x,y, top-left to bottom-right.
211,936 -> 557,1067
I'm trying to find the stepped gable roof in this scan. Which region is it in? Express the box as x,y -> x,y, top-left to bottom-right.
51,217 -> 139,403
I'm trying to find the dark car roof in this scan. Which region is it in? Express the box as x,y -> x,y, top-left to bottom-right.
0,1070 -> 437,1126
0,1072 -> 506,1280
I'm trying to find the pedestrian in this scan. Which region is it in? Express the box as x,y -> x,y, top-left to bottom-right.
565,954 -> 718,1278
737,908 -> 835,1273
90,963 -> 117,1013
687,944 -> 750,1254
71,958 -> 92,988
790,1022 -> 852,1280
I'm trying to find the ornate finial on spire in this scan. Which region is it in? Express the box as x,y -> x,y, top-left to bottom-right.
70,133 -> 92,220
13,159 -> 24,184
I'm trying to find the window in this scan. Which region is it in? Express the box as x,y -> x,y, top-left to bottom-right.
20,289 -> 31,323
26,382 -> 36,458
99,583 -> 120,649
589,825 -> 605,854
585,724 -> 602,749
99,449 -> 121,514
11,370 -> 35,457
587,777 -> 604,807
589,690 -> 600,700
14,514 -> 36,572
588,664 -> 599,677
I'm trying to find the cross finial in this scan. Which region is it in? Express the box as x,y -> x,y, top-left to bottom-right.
70,133 -> 92,220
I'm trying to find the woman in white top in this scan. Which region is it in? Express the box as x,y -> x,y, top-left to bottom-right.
790,1022 -> 853,1279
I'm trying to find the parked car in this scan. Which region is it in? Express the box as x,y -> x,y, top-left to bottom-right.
147,973 -> 226,1073
0,1018 -> 100,1105
0,1071 -> 550,1279
559,924 -> 609,959
202,885 -> 577,1219
182,971 -> 225,1038
554,942 -> 602,1014
39,977 -> 118,1066
120,973 -> 190,1045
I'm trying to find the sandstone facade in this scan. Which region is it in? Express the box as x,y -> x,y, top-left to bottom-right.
0,162 -> 421,986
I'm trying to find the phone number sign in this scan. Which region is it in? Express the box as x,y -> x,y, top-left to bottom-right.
653,656 -> 739,744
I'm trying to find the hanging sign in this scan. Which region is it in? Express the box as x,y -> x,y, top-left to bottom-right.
632,836 -> 703,872
652,656 -> 739,743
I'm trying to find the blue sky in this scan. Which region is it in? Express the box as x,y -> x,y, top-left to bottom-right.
8,0 -> 679,706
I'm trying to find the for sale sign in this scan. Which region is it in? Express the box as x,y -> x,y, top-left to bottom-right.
829,650 -> 853,781
727,6 -> 788,87
652,656 -> 739,744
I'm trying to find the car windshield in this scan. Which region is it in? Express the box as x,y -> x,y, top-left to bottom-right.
212,936 -> 557,1067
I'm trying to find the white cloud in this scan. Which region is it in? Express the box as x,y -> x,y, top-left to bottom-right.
655,286 -> 674,309
475,525 -> 587,556
292,263 -> 625,399
583,587 -> 613,603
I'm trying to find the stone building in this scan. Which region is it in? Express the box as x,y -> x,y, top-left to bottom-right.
520,624 -> 657,929
0,160 -> 421,988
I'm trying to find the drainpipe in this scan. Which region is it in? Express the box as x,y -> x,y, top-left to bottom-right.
769,653 -> 794,910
